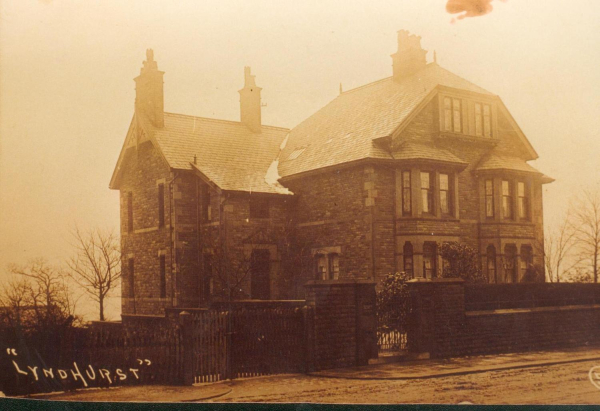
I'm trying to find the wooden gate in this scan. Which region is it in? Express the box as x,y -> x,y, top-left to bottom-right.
189,306 -> 308,383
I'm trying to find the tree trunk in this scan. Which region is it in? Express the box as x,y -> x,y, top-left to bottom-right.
99,296 -> 105,321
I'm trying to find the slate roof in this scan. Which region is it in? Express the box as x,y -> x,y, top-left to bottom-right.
475,154 -> 542,175
278,63 -> 494,178
392,141 -> 467,165
148,113 -> 290,194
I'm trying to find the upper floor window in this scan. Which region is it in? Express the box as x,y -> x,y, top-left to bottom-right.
250,196 -> 270,219
502,180 -> 513,220
440,173 -> 452,215
517,181 -> 529,220
475,103 -> 493,137
485,179 -> 495,218
158,183 -> 165,228
420,172 -> 434,215
402,171 -> 411,216
127,192 -> 133,233
443,97 -> 462,133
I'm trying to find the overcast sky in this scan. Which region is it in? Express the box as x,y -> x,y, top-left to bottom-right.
1,0 -> 599,318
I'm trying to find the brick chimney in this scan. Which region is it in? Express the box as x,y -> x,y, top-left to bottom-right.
391,30 -> 428,82
238,67 -> 262,133
134,49 -> 164,127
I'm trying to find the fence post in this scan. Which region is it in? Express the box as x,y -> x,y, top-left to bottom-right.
178,311 -> 194,385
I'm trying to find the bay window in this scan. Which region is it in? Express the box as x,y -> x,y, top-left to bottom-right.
420,172 -> 434,215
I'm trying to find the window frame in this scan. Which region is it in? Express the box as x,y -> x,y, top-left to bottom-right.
439,173 -> 453,216
486,245 -> 497,283
423,242 -> 437,279
485,179 -> 495,219
517,181 -> 529,220
420,171 -> 434,215
502,180 -> 513,220
401,170 -> 412,216
443,96 -> 462,133
403,242 -> 414,278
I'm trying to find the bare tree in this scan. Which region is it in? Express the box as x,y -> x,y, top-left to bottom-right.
542,211 -> 579,283
67,227 -> 121,321
571,189 -> 600,283
1,258 -> 79,329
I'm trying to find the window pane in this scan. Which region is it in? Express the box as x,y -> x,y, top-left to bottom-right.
485,180 -> 493,196
440,174 -> 449,190
440,191 -> 448,214
420,172 -> 430,188
402,171 -> 411,214
483,104 -> 491,137
329,254 -> 340,280
422,191 -> 430,213
502,180 -> 510,196
486,197 -> 494,217
518,182 -> 525,197
317,255 -> 328,280
453,99 -> 461,133
444,98 -> 452,131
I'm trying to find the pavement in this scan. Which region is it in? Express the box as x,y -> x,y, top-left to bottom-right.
310,345 -> 600,380
16,345 -> 600,403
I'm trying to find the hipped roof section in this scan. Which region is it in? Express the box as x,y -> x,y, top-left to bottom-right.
278,63 -> 539,179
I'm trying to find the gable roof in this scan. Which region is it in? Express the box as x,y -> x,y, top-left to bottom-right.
278,62 -> 538,179
392,141 -> 467,165
110,112 -> 291,194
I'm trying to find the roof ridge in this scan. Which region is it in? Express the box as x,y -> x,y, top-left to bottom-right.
433,64 -> 495,96
341,76 -> 393,95
163,112 -> 289,131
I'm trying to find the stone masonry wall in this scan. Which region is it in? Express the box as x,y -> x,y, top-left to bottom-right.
119,140 -> 173,315
409,280 -> 600,358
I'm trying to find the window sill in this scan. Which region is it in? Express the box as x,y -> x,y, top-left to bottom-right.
398,216 -> 460,223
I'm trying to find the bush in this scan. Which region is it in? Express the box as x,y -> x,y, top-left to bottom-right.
439,242 -> 486,283
376,272 -> 410,332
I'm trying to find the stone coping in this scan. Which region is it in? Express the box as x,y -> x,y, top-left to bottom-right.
408,278 -> 465,284
466,303 -> 600,317
305,279 -> 377,287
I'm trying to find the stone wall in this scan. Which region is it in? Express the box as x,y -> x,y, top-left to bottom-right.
409,280 -> 600,358
304,280 -> 377,370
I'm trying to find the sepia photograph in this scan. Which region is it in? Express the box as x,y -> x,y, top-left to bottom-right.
1,0 -> 600,407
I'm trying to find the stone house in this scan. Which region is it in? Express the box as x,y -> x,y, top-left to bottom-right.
110,31 -> 552,315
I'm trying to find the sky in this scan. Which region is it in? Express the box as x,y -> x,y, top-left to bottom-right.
1,0 -> 599,319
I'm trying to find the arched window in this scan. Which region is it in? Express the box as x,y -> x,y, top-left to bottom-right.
504,244 -> 518,283
403,242 -> 414,278
423,242 -> 437,279
520,245 -> 533,281
486,245 -> 496,283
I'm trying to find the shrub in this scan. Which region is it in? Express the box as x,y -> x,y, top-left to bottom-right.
439,242 -> 486,283
376,272 -> 410,332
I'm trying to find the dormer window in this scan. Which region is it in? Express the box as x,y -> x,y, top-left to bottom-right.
475,103 -> 492,137
443,97 -> 462,133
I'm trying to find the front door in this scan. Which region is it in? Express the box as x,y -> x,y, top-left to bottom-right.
250,249 -> 270,300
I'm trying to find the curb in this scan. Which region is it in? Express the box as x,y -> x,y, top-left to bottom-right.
180,388 -> 233,402
308,355 -> 600,381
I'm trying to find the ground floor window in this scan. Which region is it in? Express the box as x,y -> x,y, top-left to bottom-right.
423,242 -> 437,279
315,252 -> 340,280
486,245 -> 497,283
403,242 -> 414,277
520,245 -> 533,280
504,244 -> 518,283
